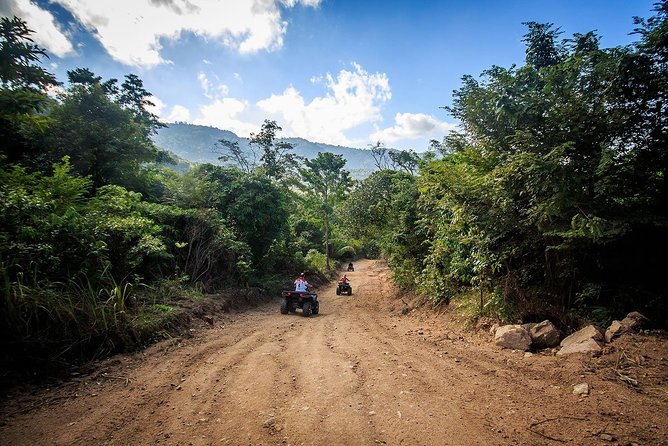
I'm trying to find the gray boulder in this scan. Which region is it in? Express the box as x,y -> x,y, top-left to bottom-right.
560,325 -> 603,348
530,320 -> 560,349
495,325 -> 532,351
557,325 -> 603,356
557,338 -> 602,356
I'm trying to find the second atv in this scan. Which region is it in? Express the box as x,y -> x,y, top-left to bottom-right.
336,281 -> 352,296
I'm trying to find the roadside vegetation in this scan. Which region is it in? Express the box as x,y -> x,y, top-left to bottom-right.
1,3 -> 666,381
0,16 -> 355,378
343,3 -> 668,329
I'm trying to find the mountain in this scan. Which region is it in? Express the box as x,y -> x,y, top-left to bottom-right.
152,123 -> 377,178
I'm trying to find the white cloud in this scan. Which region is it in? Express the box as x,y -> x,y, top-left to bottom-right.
0,0 -> 74,57
48,0 -> 321,68
167,104 -> 192,122
198,72 -> 228,99
158,62 -> 431,147
193,98 -> 258,136
146,95 -> 166,116
371,112 -> 457,145
257,63 -> 391,145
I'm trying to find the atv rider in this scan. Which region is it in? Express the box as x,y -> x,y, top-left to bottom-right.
340,274 -> 349,284
294,273 -> 309,292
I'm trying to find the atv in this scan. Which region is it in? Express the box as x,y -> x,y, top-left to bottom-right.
280,289 -> 319,317
347,262 -> 354,272
336,281 -> 352,296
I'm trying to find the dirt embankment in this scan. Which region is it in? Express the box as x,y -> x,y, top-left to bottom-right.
1,259 -> 667,445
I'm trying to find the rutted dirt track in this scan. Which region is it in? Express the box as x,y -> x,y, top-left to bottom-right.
2,260 -> 667,445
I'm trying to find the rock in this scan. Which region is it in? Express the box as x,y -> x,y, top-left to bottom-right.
557,338 -> 602,356
620,311 -> 649,331
203,315 -> 214,325
530,320 -> 560,349
572,382 -> 589,396
560,325 -> 603,348
489,323 -> 499,335
521,323 -> 537,333
599,433 -> 615,441
605,320 -> 624,343
494,325 -> 532,351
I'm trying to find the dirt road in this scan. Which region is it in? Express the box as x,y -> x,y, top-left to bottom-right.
1,260 -> 667,445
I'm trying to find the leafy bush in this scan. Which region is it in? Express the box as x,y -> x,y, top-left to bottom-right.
305,249 -> 328,275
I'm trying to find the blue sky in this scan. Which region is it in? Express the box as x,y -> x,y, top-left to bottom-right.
0,0 -> 658,150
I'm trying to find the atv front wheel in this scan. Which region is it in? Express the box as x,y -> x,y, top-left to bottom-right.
348,287 -> 353,296
336,287 -> 341,295
312,301 -> 319,315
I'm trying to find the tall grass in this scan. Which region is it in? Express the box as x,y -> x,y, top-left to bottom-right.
0,269 -> 195,381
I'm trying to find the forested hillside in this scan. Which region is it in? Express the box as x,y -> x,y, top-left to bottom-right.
1,2 -> 666,382
152,122 -> 382,178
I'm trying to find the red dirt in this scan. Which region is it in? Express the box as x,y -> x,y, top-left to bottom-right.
1,259 -> 667,445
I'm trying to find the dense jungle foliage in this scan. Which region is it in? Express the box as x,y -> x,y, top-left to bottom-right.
1,3 -> 666,378
344,3 -> 668,328
0,16 -> 357,375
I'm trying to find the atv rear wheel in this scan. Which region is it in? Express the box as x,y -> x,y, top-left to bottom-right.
302,301 -> 312,317
280,298 -> 288,314
312,301 -> 319,315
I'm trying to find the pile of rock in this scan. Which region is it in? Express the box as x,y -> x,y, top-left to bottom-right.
493,320 -> 560,351
492,312 -> 648,355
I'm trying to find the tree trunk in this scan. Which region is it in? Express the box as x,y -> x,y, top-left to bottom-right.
324,215 -> 330,270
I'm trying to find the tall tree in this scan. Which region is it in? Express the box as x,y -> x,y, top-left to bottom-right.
0,16 -> 57,89
388,149 -> 420,174
216,139 -> 256,174
217,120 -> 298,182
250,119 -> 298,181
522,22 -> 565,68
194,164 -> 290,267
45,70 -> 161,189
369,141 -> 388,170
0,16 -> 58,163
119,73 -> 165,136
299,152 -> 353,269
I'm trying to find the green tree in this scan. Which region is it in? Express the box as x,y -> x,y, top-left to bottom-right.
251,120 -> 299,181
216,120 -> 299,182
414,8 -> 668,319
45,70 -> 162,189
368,141 -> 388,170
216,139 -> 255,174
119,73 -> 166,136
0,16 -> 58,163
388,149 -> 420,174
342,169 -> 421,285
299,152 -> 353,269
188,164 -> 290,268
